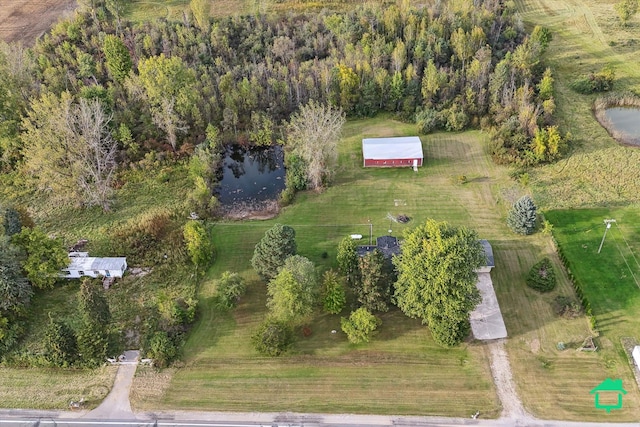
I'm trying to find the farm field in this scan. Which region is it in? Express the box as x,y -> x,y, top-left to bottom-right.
127,118 -> 636,420
0,0 -> 76,44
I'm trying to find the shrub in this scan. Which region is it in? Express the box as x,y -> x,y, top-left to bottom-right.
507,195 -> 537,235
252,319 -> 293,356
217,271 -> 247,308
554,296 -> 582,318
340,307 -> 381,344
145,331 -> 177,368
415,108 -> 440,133
526,258 -> 557,292
183,220 -> 214,268
570,67 -> 615,94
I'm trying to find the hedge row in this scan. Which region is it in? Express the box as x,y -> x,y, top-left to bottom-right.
549,232 -> 599,335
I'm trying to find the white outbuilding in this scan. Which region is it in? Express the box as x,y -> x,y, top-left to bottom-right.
362,136 -> 424,168
61,255 -> 128,279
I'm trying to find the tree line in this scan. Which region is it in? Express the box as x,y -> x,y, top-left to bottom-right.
0,0 -> 563,210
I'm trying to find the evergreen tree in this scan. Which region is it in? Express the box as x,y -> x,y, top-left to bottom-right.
356,249 -> 392,312
43,317 -> 77,367
507,195 -> 537,235
77,280 -> 111,366
102,35 -> 132,83
2,207 -> 22,237
0,236 -> 31,313
336,236 -> 359,286
322,269 -> 346,315
251,224 -> 296,281
526,258 -> 557,292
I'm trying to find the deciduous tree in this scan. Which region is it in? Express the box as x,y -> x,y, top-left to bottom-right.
252,319 -> 293,356
22,94 -> 118,210
266,255 -> 317,324
340,307 -> 381,344
183,220 -> 214,268
11,227 -> 68,290
393,219 -> 484,346
217,271 -> 247,308
615,0 -> 639,26
286,101 -> 345,190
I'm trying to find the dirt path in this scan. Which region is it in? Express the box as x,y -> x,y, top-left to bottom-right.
487,339 -> 535,421
85,350 -> 140,420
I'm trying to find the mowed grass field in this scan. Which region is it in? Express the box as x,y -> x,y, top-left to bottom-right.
543,208 -> 640,418
128,118 -> 637,420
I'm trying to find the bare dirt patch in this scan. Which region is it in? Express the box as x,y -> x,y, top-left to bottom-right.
0,0 -> 77,45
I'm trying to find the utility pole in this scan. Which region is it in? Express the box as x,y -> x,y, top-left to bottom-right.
598,219 -> 616,254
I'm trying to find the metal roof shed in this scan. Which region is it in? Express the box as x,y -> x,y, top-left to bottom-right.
362,136 -> 424,168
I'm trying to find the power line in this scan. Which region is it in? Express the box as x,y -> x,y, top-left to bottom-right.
609,230 -> 640,291
614,223 -> 640,271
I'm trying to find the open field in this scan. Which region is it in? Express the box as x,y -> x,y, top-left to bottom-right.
0,365 -> 117,409
126,118 -> 638,420
0,0 -> 76,45
514,0 -> 640,209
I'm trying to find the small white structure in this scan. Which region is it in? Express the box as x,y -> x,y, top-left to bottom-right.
61,255 -> 128,279
633,346 -> 640,369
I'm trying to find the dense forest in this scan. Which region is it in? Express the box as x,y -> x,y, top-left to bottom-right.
0,0 -> 561,207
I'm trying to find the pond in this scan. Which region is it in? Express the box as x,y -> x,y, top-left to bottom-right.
216,144 -> 285,208
604,107 -> 640,144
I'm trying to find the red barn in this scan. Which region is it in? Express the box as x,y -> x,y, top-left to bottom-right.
362,136 -> 424,168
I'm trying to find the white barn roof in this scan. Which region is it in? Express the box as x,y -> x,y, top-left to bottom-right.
362,137 -> 424,160
66,257 -> 127,271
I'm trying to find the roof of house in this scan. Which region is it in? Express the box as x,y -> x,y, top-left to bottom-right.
65,257 -> 127,272
357,236 -> 401,258
480,239 -> 495,267
362,137 -> 424,160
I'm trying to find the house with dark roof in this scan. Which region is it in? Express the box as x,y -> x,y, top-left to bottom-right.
476,239 -> 495,273
357,235 -> 401,258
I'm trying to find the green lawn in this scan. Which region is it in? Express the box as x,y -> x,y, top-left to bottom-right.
126,117 -> 639,420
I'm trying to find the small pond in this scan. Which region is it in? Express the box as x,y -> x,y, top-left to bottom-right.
216,144 -> 285,207
604,107 -> 640,144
